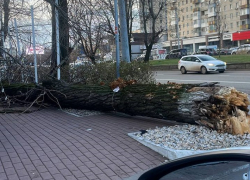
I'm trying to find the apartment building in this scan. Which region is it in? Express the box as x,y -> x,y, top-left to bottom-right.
140,0 -> 250,53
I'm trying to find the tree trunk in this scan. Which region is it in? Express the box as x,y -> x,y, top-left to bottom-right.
2,81 -> 250,135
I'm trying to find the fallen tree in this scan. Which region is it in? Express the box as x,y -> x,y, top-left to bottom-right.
1,80 -> 250,135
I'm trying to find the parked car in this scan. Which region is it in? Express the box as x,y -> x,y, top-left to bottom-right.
165,49 -> 187,59
231,44 -> 250,55
135,54 -> 153,61
194,48 -> 217,56
216,49 -> 231,55
138,149 -> 250,180
178,55 -> 226,74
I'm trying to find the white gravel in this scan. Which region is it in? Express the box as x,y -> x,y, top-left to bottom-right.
135,125 -> 250,150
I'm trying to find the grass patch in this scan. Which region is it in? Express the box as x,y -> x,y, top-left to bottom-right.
150,54 -> 250,66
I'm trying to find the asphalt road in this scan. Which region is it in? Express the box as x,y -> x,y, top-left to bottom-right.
155,70 -> 250,95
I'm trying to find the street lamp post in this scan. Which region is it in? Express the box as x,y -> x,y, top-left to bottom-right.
114,0 -> 120,78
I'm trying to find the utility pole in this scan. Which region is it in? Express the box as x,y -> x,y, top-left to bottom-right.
118,0 -> 130,63
175,6 -> 180,49
55,0 -> 60,80
114,0 -> 120,78
14,18 -> 21,57
31,6 -> 38,83
0,7 -> 4,59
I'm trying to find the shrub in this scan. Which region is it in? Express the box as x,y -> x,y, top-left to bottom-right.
64,61 -> 156,85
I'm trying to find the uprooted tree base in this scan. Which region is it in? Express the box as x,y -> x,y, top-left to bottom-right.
1,80 -> 250,135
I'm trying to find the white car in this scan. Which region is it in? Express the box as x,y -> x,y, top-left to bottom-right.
231,44 -> 250,55
178,55 -> 227,74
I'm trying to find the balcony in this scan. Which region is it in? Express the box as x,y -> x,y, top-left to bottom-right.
170,6 -> 176,10
194,21 -> 201,28
208,29 -> 217,33
193,7 -> 200,12
240,4 -> 249,9
208,20 -> 216,25
171,20 -> 177,26
240,24 -> 250,30
240,14 -> 250,20
201,7 -> 208,11
193,11 -> 201,20
201,22 -> 208,27
194,32 -> 199,36
207,11 -> 216,17
193,0 -> 200,4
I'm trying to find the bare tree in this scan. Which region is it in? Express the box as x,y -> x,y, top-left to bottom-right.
68,0 -> 108,64
139,0 -> 164,62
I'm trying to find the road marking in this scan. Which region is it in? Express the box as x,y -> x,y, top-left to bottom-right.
156,79 -> 250,84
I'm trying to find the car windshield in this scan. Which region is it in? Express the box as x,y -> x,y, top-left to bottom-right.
198,56 -> 217,61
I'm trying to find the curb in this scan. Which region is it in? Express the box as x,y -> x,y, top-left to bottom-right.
128,132 -> 250,160
150,63 -> 250,71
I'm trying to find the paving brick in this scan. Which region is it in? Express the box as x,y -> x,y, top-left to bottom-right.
16,168 -> 29,177
47,166 -> 60,175
0,109 -> 173,180
3,162 -> 13,169
0,172 -> 8,180
36,165 -> 48,173
19,175 -> 31,180
64,176 -> 78,180
60,168 -> 73,176
40,171 -> 53,179
52,173 -> 66,180
6,174 -> 19,180
84,171 -> 98,180
5,167 -> 16,175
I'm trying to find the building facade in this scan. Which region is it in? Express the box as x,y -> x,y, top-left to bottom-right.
140,0 -> 250,54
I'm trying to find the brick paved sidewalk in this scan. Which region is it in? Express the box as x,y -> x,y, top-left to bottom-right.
0,109 -> 176,180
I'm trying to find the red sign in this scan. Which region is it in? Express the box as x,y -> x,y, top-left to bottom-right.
232,30 -> 250,41
115,27 -> 118,34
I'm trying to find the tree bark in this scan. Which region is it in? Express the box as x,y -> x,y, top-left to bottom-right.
2,81 -> 250,135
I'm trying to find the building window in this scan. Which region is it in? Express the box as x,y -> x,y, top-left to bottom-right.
183,24 -> 185,28
187,31 -> 189,35
191,6 -> 193,10
230,23 -> 233,28
230,13 -> 233,19
186,15 -> 189,18
224,5 -> 226,11
183,16 -> 185,20
236,2 -> 238,8
230,4 -> 232,9
224,15 -> 226,19
186,0 -> 188,4
186,7 -> 188,12
236,12 -> 239,17
191,14 -> 193,18
182,1 -> 184,5
183,31 -> 185,35
178,2 -> 180,6
237,21 -> 239,27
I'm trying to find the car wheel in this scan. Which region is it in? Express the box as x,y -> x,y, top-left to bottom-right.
232,52 -> 236,55
180,67 -> 187,74
219,71 -> 224,73
247,51 -> 250,54
201,66 -> 207,74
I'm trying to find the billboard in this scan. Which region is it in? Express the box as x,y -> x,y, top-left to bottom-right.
26,46 -> 44,55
